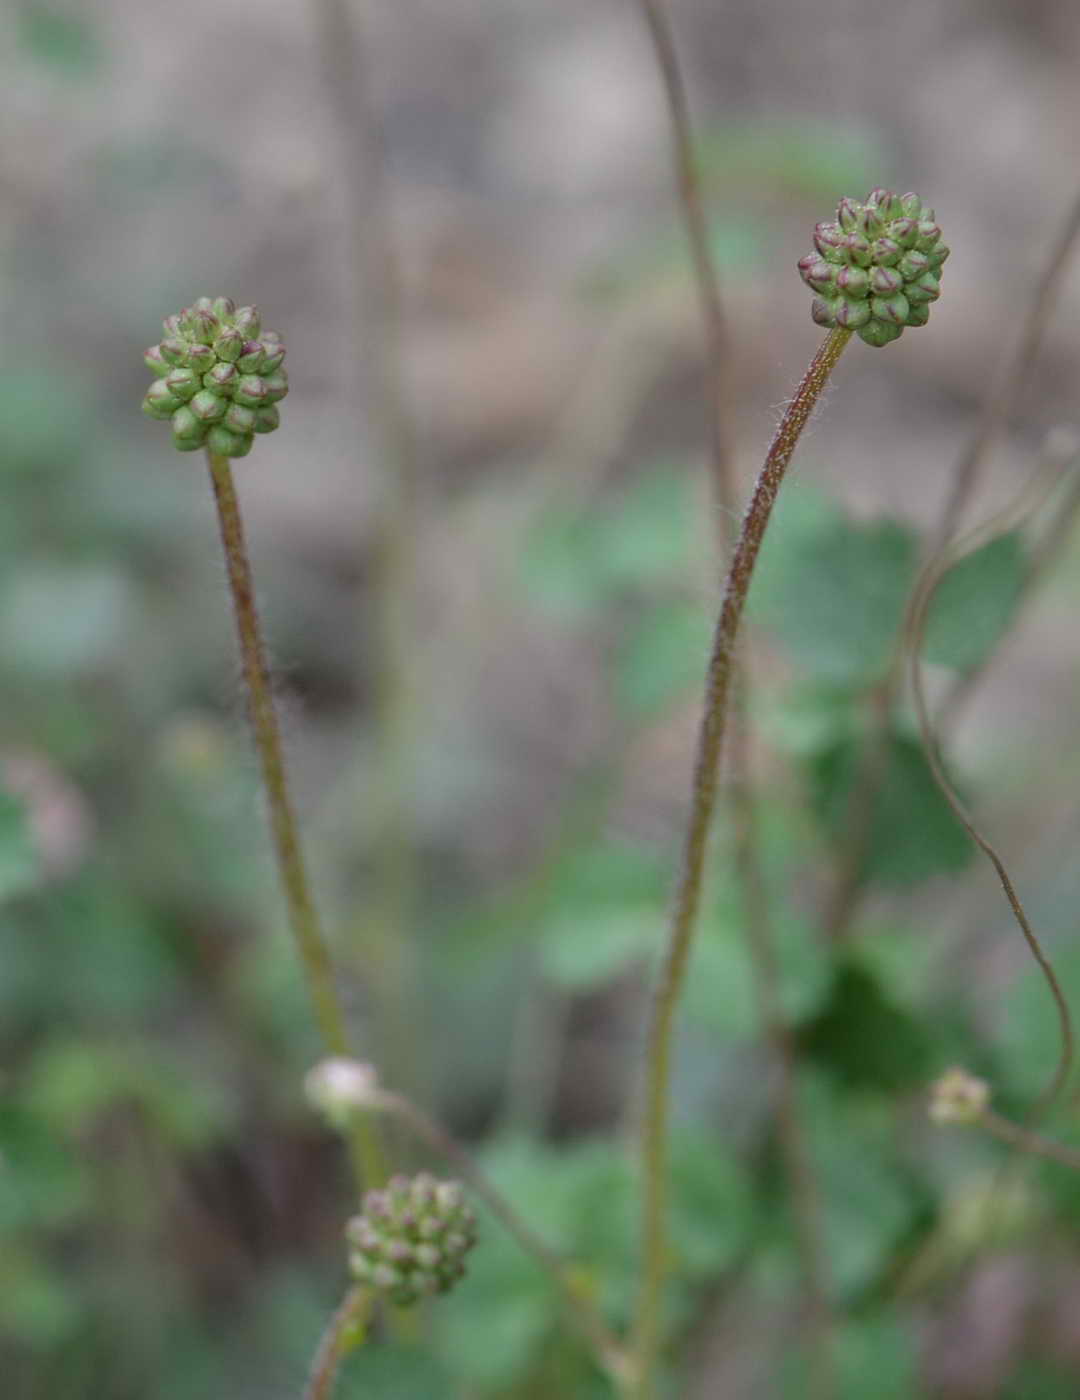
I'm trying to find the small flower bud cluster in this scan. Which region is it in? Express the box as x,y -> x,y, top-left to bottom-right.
797,189 -> 949,347
142,297 -> 287,457
929,1066 -> 990,1125
346,1173 -> 477,1306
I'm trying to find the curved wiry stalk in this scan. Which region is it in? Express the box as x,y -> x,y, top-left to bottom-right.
905,491 -> 1075,1116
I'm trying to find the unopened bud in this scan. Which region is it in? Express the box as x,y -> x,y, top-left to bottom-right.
797,188 -> 947,346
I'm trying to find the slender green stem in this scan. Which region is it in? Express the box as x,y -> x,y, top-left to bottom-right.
205,450 -> 386,1191
304,1285 -> 372,1400
372,1089 -> 633,1391
632,327 -> 852,1397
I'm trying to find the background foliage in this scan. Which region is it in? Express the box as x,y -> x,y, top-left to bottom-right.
5,1 -> 1080,1396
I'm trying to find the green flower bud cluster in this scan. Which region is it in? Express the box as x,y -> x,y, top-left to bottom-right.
797,189 -> 949,347
142,298 -> 287,456
346,1173 -> 477,1306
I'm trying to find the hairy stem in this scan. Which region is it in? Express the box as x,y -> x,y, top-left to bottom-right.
372,1089 -> 633,1391
634,5 -> 833,1387
206,451 -> 386,1190
637,0 -> 835,1383
633,327 -> 852,1396
304,1286 -> 372,1400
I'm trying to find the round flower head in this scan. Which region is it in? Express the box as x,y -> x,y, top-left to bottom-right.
929,1066 -> 990,1125
142,297 -> 288,456
797,189 -> 949,347
346,1172 -> 478,1306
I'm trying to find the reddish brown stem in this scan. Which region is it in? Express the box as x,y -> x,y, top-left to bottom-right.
633,327 -> 852,1396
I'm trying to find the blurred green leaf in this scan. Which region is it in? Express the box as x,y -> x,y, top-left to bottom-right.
522,467 -> 698,617
437,1133 -> 751,1391
342,1343 -> 458,1397
992,921 -> 1080,1104
0,785 -> 39,902
0,563 -> 136,677
18,2 -> 103,77
809,732 -> 972,887
541,907 -> 656,989
803,1075 -> 922,1299
750,495 -> 918,686
0,371 -> 92,473
0,1243 -> 82,1348
684,909 -> 832,1039
581,217 -> 771,303
536,834 -> 667,989
22,1038 -> 231,1150
0,1105 -> 91,1231
833,1316 -> 918,1399
616,597 -> 712,716
801,964 -> 934,1092
3,879 -> 183,1022
922,531 -> 1025,670
699,118 -> 886,199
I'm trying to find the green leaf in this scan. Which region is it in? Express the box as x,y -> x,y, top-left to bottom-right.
541,907 -> 656,989
341,1344 -> 457,1397
18,2 -> 103,77
0,563 -> 135,678
809,732 -> 972,887
699,118 -> 886,200
801,964 -> 934,1092
21,1038 -> 232,1150
521,466 -> 698,617
0,785 -> 39,902
802,1075 -> 922,1299
750,492 -> 919,686
436,1133 -> 752,1391
921,530 -> 1025,670
684,910 -> 832,1039
537,835 -> 668,989
0,371 -> 92,473
833,1317 -> 919,1399
616,597 -> 712,716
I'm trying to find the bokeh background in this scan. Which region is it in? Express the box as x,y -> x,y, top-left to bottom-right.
6,0 -> 1080,1395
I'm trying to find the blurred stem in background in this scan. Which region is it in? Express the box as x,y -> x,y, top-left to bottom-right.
905,471 -> 1074,1117
205,450 -> 386,1193
634,1 -> 833,1393
313,0 -> 424,1095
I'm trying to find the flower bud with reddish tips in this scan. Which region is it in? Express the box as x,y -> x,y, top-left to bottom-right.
797,188 -> 946,346
142,298 -> 288,456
